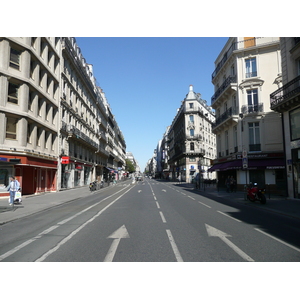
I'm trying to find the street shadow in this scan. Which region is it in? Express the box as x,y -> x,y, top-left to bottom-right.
157,180 -> 300,251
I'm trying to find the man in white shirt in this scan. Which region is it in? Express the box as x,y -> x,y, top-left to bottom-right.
7,176 -> 20,206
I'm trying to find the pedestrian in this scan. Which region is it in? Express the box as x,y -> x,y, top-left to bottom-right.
230,176 -> 236,192
7,176 -> 20,206
225,176 -> 231,193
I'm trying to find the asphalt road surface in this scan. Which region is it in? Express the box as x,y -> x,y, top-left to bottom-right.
1,178 -> 300,262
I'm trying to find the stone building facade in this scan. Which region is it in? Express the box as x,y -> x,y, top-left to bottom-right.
168,85 -> 216,183
210,37 -> 285,192
0,37 -> 126,196
270,37 -> 300,199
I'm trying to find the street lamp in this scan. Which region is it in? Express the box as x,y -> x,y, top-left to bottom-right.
239,113 -> 248,188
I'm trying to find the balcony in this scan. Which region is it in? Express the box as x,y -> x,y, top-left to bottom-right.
212,42 -> 236,80
241,103 -> 264,114
186,134 -> 201,140
270,75 -> 300,112
212,37 -> 279,81
212,107 -> 239,131
211,76 -> 237,106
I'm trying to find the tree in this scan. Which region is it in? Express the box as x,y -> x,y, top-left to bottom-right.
125,159 -> 136,173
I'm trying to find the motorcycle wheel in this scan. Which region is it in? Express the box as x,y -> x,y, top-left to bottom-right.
247,195 -> 254,202
259,194 -> 266,204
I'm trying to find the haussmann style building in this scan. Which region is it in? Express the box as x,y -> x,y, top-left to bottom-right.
168,85 -> 216,183
270,37 -> 300,199
209,37 -> 285,193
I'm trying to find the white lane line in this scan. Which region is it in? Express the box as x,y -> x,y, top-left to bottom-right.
254,228 -> 300,253
188,196 -> 195,201
36,185 -> 135,262
159,211 -> 167,223
166,229 -> 183,262
0,225 -> 59,261
217,211 -> 241,222
198,201 -> 212,209
155,201 -> 160,209
181,192 -> 186,195
0,185 -> 132,262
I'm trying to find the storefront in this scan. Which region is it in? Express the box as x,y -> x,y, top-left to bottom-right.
0,154 -> 57,196
209,153 -> 285,193
60,156 -> 93,189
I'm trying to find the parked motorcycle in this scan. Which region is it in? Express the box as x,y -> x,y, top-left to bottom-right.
89,181 -> 97,192
245,183 -> 266,204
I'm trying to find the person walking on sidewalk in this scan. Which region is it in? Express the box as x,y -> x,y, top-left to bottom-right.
7,176 -> 20,206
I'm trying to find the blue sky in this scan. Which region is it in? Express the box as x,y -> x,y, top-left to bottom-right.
75,37 -> 228,171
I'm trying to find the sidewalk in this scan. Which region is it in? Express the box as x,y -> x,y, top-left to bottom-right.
0,182 -> 127,225
181,182 -> 300,220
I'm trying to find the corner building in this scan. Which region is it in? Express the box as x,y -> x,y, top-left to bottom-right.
168,85 -> 216,183
210,37 -> 285,192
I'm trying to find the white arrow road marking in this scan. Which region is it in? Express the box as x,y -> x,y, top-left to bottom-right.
104,225 -> 130,262
205,224 -> 254,262
162,189 -> 166,192
138,190 -> 142,193
34,186 -> 134,262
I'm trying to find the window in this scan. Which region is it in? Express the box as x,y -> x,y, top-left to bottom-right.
189,103 -> 194,109
190,142 -> 195,151
190,129 -> 194,136
245,57 -> 257,78
189,115 -> 194,123
247,89 -> 258,112
7,82 -> 19,104
6,117 -> 17,139
10,48 -> 21,70
233,125 -> 238,152
249,122 -> 261,151
290,107 -> 300,140
225,130 -> 229,156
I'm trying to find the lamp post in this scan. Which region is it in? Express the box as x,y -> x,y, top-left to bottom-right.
239,113 -> 248,188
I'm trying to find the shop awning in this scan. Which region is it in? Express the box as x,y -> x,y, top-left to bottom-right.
209,158 -> 285,172
249,158 -> 285,169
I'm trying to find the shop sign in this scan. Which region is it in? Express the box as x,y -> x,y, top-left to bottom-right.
0,157 -> 8,162
61,156 -> 70,164
75,164 -> 82,170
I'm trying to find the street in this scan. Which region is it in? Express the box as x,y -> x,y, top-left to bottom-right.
0,178 -> 300,262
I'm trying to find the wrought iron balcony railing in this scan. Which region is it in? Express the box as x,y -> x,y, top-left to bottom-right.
241,103 -> 264,114
270,75 -> 300,109
211,76 -> 237,104
212,106 -> 238,128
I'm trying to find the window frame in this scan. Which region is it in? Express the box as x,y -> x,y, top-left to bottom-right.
248,122 -> 261,151
245,57 -> 257,78
247,88 -> 259,112
7,82 -> 19,104
9,48 -> 21,70
6,117 -> 17,140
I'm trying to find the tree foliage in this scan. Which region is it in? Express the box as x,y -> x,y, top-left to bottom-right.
125,159 -> 136,173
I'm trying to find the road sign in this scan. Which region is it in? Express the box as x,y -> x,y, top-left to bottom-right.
242,157 -> 248,169
242,149 -> 247,158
